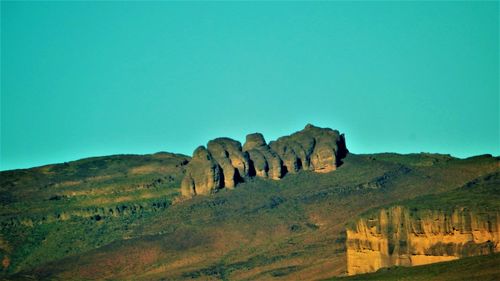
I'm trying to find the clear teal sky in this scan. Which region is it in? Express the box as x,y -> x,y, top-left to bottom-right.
1,1 -> 498,171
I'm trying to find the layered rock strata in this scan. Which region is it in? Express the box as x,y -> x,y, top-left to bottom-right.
346,206 -> 500,275
181,124 -> 348,196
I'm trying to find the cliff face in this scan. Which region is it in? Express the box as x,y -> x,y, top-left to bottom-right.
346,206 -> 500,275
181,124 -> 348,196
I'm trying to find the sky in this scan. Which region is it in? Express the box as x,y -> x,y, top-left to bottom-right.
1,1 -> 498,171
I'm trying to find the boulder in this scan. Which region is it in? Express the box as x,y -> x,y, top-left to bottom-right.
180,146 -> 222,196
306,124 -> 348,172
207,138 -> 250,188
243,133 -> 283,180
272,124 -> 348,173
269,140 -> 303,174
242,133 -> 267,150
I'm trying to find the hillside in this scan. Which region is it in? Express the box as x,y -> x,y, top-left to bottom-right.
0,157 -> 497,279
0,152 -> 189,275
1,125 -> 499,280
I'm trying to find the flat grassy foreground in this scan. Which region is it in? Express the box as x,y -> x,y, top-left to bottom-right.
327,253 -> 500,281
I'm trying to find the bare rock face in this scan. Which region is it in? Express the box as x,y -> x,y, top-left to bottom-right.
207,138 -> 250,188
269,141 -> 304,174
271,124 -> 348,173
346,206 -> 500,275
181,124 -> 348,197
180,146 -> 222,196
243,133 -> 283,180
307,124 -> 348,173
242,133 -> 267,150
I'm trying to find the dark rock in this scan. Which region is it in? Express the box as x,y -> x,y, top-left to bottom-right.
181,124 -> 348,197
271,124 -> 348,173
180,146 -> 222,196
207,138 -> 250,188
243,133 -> 283,180
242,133 -> 267,150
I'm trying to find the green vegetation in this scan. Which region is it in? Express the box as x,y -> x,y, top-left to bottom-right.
0,152 -> 189,275
354,170 -> 500,224
401,172 -> 500,211
327,253 -> 500,281
0,152 -> 498,280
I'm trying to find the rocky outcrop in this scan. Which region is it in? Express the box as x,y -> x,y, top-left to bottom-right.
180,146 -> 222,196
270,124 -> 348,173
243,133 -> 283,180
346,206 -> 500,275
207,138 -> 251,189
180,124 -> 348,197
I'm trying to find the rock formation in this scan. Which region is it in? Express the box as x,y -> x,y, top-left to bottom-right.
180,124 -> 348,197
243,133 -> 283,180
270,123 -> 348,173
207,138 -> 251,189
346,206 -> 500,275
180,146 -> 222,196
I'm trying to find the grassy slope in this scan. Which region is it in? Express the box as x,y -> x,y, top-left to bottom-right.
353,168 -> 500,224
3,153 -> 497,281
0,152 -> 190,218
326,253 -> 500,281
400,171 -> 500,211
0,152 -> 190,275
0,152 -> 190,213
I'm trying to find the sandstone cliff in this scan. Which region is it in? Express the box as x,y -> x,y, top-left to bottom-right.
181,124 -> 348,197
346,206 -> 500,275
